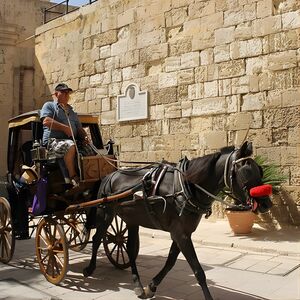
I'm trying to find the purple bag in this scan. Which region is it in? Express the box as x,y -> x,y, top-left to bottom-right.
32,177 -> 47,215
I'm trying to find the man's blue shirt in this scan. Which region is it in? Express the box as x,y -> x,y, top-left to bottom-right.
40,101 -> 82,145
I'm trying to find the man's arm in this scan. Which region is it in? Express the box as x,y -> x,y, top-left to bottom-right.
43,117 -> 72,137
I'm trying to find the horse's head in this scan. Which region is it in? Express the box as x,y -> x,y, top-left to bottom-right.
227,141 -> 273,213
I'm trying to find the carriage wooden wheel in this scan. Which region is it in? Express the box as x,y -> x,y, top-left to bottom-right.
0,197 -> 15,263
103,215 -> 139,270
35,217 -> 68,285
64,211 -> 90,252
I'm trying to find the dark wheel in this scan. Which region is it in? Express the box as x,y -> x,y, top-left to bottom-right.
64,212 -> 90,252
0,197 -> 15,263
35,218 -> 68,285
103,215 -> 139,270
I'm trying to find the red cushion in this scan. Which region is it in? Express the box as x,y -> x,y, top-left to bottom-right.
250,184 -> 272,197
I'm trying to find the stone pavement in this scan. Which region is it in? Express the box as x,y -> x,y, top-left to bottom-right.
0,218 -> 299,300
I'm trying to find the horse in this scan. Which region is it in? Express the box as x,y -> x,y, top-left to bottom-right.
83,141 -> 273,300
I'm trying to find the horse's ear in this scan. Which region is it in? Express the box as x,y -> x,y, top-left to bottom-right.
237,141 -> 253,157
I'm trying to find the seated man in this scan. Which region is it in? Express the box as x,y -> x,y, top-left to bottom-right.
40,83 -> 88,187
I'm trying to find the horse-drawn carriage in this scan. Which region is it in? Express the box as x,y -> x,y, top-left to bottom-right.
0,110 -> 137,284
0,109 -> 274,300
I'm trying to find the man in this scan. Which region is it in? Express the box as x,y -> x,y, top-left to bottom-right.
40,83 -> 88,186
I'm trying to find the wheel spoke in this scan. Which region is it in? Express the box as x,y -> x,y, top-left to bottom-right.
54,254 -> 64,269
109,223 -> 117,235
109,243 -> 117,257
114,216 -> 120,233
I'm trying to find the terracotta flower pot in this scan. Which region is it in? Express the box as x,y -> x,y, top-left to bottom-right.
225,210 -> 256,234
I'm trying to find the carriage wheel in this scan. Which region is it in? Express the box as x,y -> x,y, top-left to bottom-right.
0,197 -> 15,263
36,218 -> 68,285
103,215 -> 139,270
64,212 -> 90,252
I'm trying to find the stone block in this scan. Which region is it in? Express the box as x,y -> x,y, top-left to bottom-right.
188,1 -> 215,19
112,69 -> 122,82
281,146 -> 298,166
252,16 -> 282,37
215,26 -> 235,45
169,118 -> 190,134
235,22 -> 252,40
190,116 -> 213,133
227,112 -> 252,130
192,37 -> 215,51
201,131 -> 227,150
256,147 -> 281,164
93,30 -> 118,47
282,11 -> 300,30
114,125 -> 133,138
230,39 -> 263,59
88,99 -> 101,113
133,124 -> 148,137
188,83 -> 204,100
101,97 -> 110,111
111,39 -> 128,56
96,86 -> 108,98
288,127 -> 300,145
118,8 -> 135,28
100,45 -> 111,59
204,80 -> 218,97
248,129 -> 272,147
195,66 -> 208,82
200,48 -> 213,65
170,36 -> 192,56
218,79 -> 232,96
249,75 -> 259,92
79,76 -> 89,89
224,4 -> 256,26
192,97 -> 226,116
119,50 -> 140,68
214,45 -> 230,63
73,100 -> 88,113
181,101 -> 192,117
158,72 -> 178,89
165,56 -> 181,72
101,110 -> 116,125
241,92 -> 266,111
85,88 -> 97,101
256,0 -> 273,18
282,88 -> 300,107
268,30 -> 299,53
164,103 -> 181,119
95,60 -> 105,73
165,7 -> 188,27
180,51 -> 200,69
120,137 -> 142,152
226,95 -> 239,113
140,43 -> 168,62
177,69 -> 194,85
267,50 -> 297,71
149,104 -> 164,120
246,56 -> 267,75
150,87 -> 177,105
137,29 -> 166,49
89,73 -> 103,86
232,76 -> 250,94
218,59 -> 245,79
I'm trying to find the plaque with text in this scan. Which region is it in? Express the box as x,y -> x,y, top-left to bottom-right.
117,83 -> 148,122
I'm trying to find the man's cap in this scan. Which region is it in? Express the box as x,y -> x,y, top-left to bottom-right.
55,83 -> 73,92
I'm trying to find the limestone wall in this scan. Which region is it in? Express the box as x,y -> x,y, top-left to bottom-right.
0,0 -> 54,175
35,0 -> 300,225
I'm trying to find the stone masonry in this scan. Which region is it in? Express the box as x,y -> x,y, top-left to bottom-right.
34,0 -> 300,225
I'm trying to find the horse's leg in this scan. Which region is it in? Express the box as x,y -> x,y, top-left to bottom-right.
127,226 -> 144,297
174,234 -> 213,300
83,210 -> 114,277
144,241 -> 180,298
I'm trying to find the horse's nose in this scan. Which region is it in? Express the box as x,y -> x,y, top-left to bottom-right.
258,196 -> 273,213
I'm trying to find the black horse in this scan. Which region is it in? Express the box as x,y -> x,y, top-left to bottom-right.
83,142 -> 273,300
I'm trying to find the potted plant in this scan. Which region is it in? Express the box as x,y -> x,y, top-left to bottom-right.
225,156 -> 287,234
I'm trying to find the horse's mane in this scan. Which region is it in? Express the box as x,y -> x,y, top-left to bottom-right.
184,146 -> 235,184
184,152 -> 220,184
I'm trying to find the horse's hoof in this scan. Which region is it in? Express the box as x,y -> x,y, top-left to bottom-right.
143,285 -> 156,298
83,266 -> 94,277
135,287 -> 145,298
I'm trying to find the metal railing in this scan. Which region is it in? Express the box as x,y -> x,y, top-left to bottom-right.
43,0 -> 98,24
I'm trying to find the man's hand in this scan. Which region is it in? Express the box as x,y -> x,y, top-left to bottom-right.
64,126 -> 72,137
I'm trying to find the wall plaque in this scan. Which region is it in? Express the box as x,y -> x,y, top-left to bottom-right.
117,83 -> 148,122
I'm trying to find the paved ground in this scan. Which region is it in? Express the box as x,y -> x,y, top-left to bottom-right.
0,218 -> 299,300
